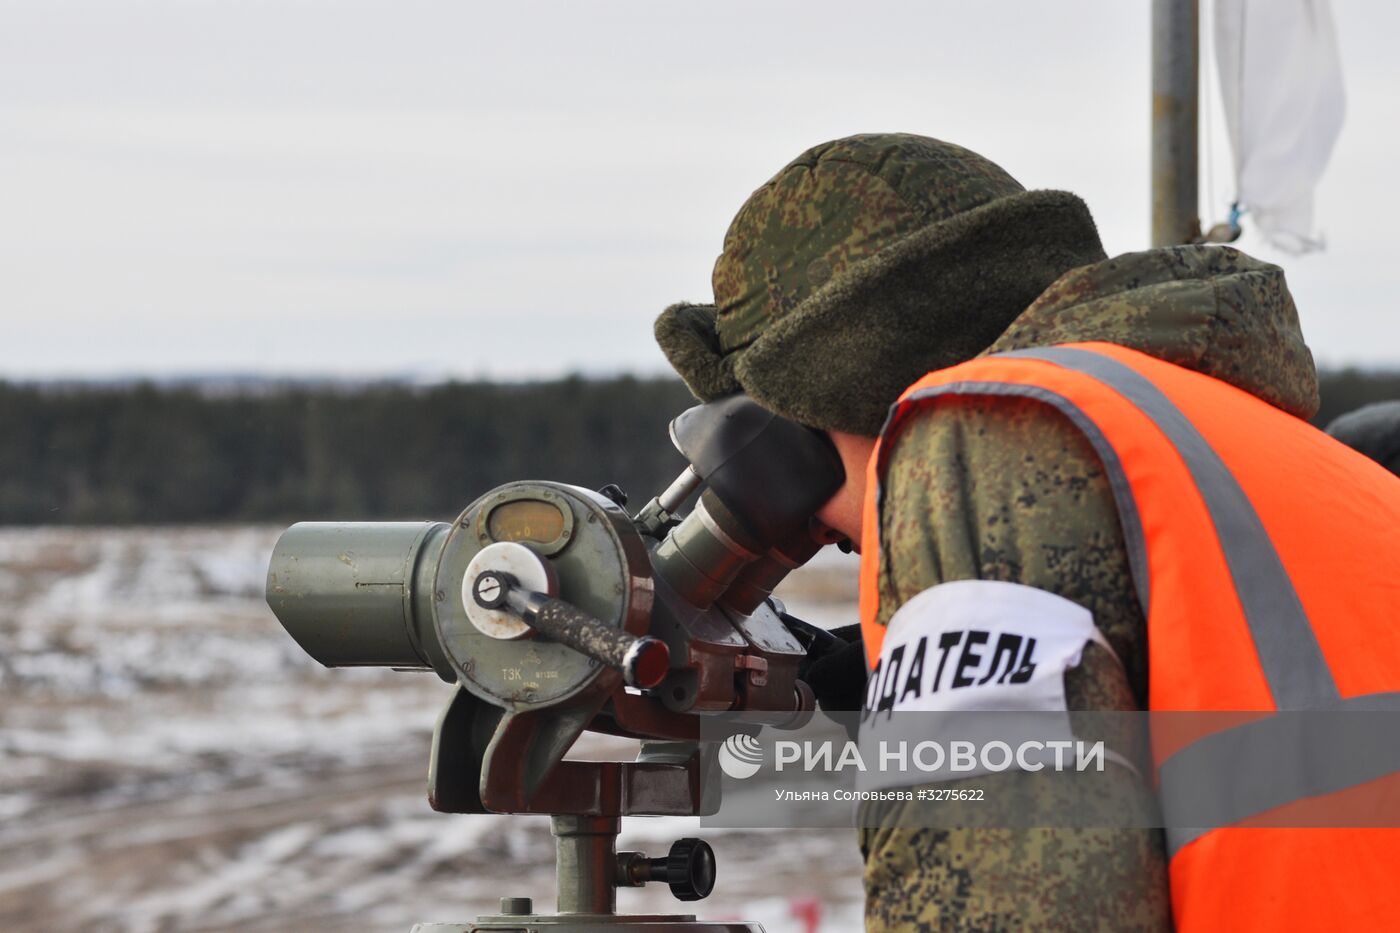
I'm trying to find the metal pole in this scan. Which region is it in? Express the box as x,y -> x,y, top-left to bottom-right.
1151,0 -> 1201,247
553,815 -> 619,915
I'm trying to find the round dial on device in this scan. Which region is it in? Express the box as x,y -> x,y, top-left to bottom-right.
432,482 -> 654,711
461,541 -> 558,640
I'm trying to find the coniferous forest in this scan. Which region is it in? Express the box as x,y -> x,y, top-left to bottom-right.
0,370 -> 1394,525
0,377 -> 694,525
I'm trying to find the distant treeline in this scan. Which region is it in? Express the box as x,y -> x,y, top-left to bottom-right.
0,370 -> 1396,525
0,377 -> 695,525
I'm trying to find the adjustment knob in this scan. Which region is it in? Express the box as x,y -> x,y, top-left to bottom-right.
654,837 -> 715,902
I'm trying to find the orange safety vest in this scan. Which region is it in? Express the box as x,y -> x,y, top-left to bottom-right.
857,341 -> 1400,930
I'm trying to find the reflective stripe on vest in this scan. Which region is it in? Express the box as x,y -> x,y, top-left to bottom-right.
857,341 -> 1400,931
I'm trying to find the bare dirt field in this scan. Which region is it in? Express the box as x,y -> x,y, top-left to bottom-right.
0,526 -> 864,932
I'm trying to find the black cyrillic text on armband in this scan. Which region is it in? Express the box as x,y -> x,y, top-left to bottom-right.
899,637 -> 927,704
1007,637 -> 1039,684
932,630 -> 963,692
979,632 -> 1024,685
951,629 -> 990,688
875,645 -> 905,713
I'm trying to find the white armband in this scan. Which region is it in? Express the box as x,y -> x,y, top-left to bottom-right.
858,580 -> 1137,786
864,579 -> 1116,715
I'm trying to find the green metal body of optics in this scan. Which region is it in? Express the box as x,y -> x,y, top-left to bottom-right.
265,395 -> 845,933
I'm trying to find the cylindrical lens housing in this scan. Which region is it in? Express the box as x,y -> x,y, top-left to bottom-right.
720,535 -> 823,616
651,490 -> 764,609
265,521 -> 452,678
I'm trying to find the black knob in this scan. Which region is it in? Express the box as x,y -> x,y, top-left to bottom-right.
471,570 -> 513,609
650,837 -> 715,902
597,484 -> 629,508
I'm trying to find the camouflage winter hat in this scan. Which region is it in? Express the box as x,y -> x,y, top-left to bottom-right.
654,133 -> 1107,435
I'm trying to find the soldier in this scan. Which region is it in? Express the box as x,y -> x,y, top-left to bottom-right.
1327,399 -> 1400,475
654,134 -> 1400,930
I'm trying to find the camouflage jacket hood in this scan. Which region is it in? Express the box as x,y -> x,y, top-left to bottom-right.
983,244 -> 1320,419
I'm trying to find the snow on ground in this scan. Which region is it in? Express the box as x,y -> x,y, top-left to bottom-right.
0,526 -> 863,932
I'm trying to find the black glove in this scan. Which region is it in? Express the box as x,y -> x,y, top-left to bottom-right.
783,617 -> 869,712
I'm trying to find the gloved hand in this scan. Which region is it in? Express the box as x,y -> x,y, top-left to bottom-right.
782,617 -> 869,712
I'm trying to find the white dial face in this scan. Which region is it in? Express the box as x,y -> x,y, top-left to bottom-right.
461,541 -> 555,640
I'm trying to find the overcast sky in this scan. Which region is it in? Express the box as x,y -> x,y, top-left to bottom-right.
2,0 -> 1395,380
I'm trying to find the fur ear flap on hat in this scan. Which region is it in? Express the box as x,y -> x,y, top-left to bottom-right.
653,302 -> 742,401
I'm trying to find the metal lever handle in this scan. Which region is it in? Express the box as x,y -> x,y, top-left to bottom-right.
472,570 -> 670,688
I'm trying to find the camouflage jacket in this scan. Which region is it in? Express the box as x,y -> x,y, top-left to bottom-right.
859,245 -> 1318,932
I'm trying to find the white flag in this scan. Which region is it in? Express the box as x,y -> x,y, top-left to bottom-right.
1214,0 -> 1345,254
